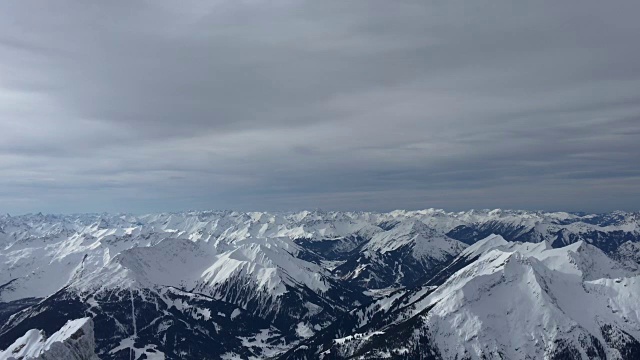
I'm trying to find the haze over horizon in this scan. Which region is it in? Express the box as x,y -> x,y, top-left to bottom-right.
2,0 -> 639,214
4,208 -> 638,218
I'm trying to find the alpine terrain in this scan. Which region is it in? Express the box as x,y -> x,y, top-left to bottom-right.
1,209 -> 639,359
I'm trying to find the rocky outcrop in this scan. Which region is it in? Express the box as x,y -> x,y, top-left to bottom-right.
0,318 -> 99,360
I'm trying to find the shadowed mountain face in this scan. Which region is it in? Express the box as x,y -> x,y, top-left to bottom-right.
0,210 -> 639,359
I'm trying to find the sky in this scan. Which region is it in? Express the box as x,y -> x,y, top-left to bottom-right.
1,0 -> 639,214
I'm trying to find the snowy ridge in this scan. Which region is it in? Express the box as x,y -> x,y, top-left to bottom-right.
0,318 -> 98,360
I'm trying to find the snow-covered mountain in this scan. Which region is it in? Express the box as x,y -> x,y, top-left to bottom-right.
285,236 -> 640,359
1,209 -> 639,359
333,220 -> 467,289
0,317 -> 98,360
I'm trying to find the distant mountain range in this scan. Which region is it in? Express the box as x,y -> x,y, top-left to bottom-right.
1,209 -> 639,359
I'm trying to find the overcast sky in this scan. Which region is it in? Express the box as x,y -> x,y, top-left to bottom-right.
1,0 -> 639,214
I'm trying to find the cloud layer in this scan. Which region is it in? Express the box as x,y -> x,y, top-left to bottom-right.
1,0 -> 639,213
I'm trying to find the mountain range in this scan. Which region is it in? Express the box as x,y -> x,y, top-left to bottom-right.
0,209 -> 639,359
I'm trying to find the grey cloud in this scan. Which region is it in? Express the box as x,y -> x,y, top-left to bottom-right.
0,0 -> 639,214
